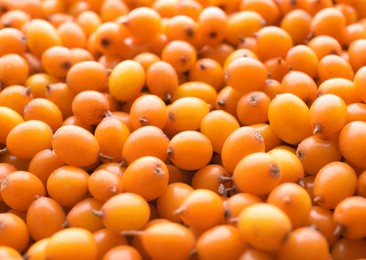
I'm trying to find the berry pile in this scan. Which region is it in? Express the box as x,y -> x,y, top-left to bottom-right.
0,0 -> 366,259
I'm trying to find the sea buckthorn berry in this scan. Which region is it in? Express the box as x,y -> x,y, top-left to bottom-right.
354,66 -> 366,103
317,54 -> 354,83
200,110 -> 240,154
46,165 -> 90,208
318,78 -> 361,105
236,91 -> 271,126
175,189 -> 225,231
188,58 -> 224,90
224,57 -> 267,94
191,164 -> 232,194
255,26 -> 293,61
0,85 -> 33,116
309,7 -> 347,44
196,225 -> 247,260
226,11 -> 265,47
140,221 -> 196,260
26,197 -> 66,241
0,213 -> 30,252
333,196 -> 366,239
24,19 -> 61,58
129,94 -> 168,130
122,125 -> 169,166
122,156 -> 169,201
239,0 -> 280,25
277,227 -> 329,260
6,120 -> 53,160
307,35 -> 342,60
72,90 -> 110,126
66,61 -> 108,94
56,21 -> 87,49
23,98 -> 63,133
267,183 -> 312,228
45,228 -> 97,260
347,103 -> 366,124
168,97 -> 210,132
161,40 -> 197,73
284,45 -> 319,79
66,198 -> 104,232
238,203 -> 292,252
108,60 -> 146,102
93,22 -> 126,57
94,115 -> 130,163
124,7 -> 162,43
296,135 -> 342,175
197,6 -> 228,46
0,54 -> 29,87
280,71 -> 318,106
343,23 -> 366,48
1,170 -> 46,211
268,93 -> 312,145
280,9 -> 311,45
167,130 -> 213,171
268,148 -> 304,184
307,206 -> 340,247
0,28 -> 26,57
100,0 -> 129,22
75,10 -> 101,37
221,126 -> 265,173
146,60 -> 179,101
41,46 -> 73,79
88,168 -> 124,203
313,162 -> 357,209
348,39 -> 366,72
309,94 -> 348,140
52,125 -> 100,167
0,106 -> 24,146
98,193 -> 150,233
233,152 -> 281,195
0,10 -> 30,30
